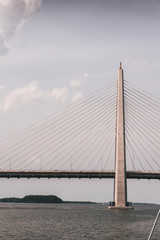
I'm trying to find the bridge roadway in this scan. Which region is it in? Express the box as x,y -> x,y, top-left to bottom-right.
0,171 -> 159,179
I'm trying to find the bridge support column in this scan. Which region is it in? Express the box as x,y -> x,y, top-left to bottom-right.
109,63 -> 133,209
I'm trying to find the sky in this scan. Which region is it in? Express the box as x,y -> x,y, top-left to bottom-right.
0,0 -> 160,203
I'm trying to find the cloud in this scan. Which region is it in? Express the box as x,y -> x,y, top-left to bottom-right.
51,87 -> 69,103
0,81 -> 70,112
0,73 -> 88,112
0,81 -> 41,111
0,85 -> 4,91
70,73 -> 89,89
72,91 -> 83,102
0,33 -> 10,55
0,0 -> 42,55
70,79 -> 81,88
83,73 -> 89,79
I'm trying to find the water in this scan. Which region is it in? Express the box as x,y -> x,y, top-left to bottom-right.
0,203 -> 159,240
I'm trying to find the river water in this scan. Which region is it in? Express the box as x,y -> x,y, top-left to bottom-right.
0,203 -> 159,240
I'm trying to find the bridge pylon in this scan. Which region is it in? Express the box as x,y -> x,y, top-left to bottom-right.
109,63 -> 133,209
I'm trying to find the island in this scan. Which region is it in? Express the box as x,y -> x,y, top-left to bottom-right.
0,195 -> 63,203
0,195 -> 96,204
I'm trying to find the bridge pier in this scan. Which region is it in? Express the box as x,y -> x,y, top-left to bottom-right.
109,63 -> 133,209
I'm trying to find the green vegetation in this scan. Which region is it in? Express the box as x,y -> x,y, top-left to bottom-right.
0,195 -> 63,203
0,195 -> 97,204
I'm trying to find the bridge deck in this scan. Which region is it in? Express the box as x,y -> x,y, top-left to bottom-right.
0,171 -> 159,179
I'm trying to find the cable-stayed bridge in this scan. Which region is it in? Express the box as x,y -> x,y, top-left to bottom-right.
0,63 -> 160,208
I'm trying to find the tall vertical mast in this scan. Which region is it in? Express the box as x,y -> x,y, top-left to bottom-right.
114,62 -> 127,207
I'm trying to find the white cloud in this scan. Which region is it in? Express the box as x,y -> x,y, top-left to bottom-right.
0,0 -> 42,55
72,91 -> 83,102
0,81 -> 70,112
0,32 -> 10,55
0,85 -> 4,91
83,73 -> 89,79
70,79 -> 81,88
51,87 -> 69,103
0,73 -> 88,112
1,81 -> 41,111
70,73 -> 89,89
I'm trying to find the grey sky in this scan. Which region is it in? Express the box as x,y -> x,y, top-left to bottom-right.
0,0 -> 160,203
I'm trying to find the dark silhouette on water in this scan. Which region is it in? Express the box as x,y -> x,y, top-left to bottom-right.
0,195 -> 96,204
0,195 -> 63,203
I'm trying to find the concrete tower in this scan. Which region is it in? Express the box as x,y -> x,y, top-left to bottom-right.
109,63 -> 133,209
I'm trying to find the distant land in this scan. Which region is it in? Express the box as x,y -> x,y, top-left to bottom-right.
0,195 -> 63,204
0,195 -> 96,204
0,196 -> 159,206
